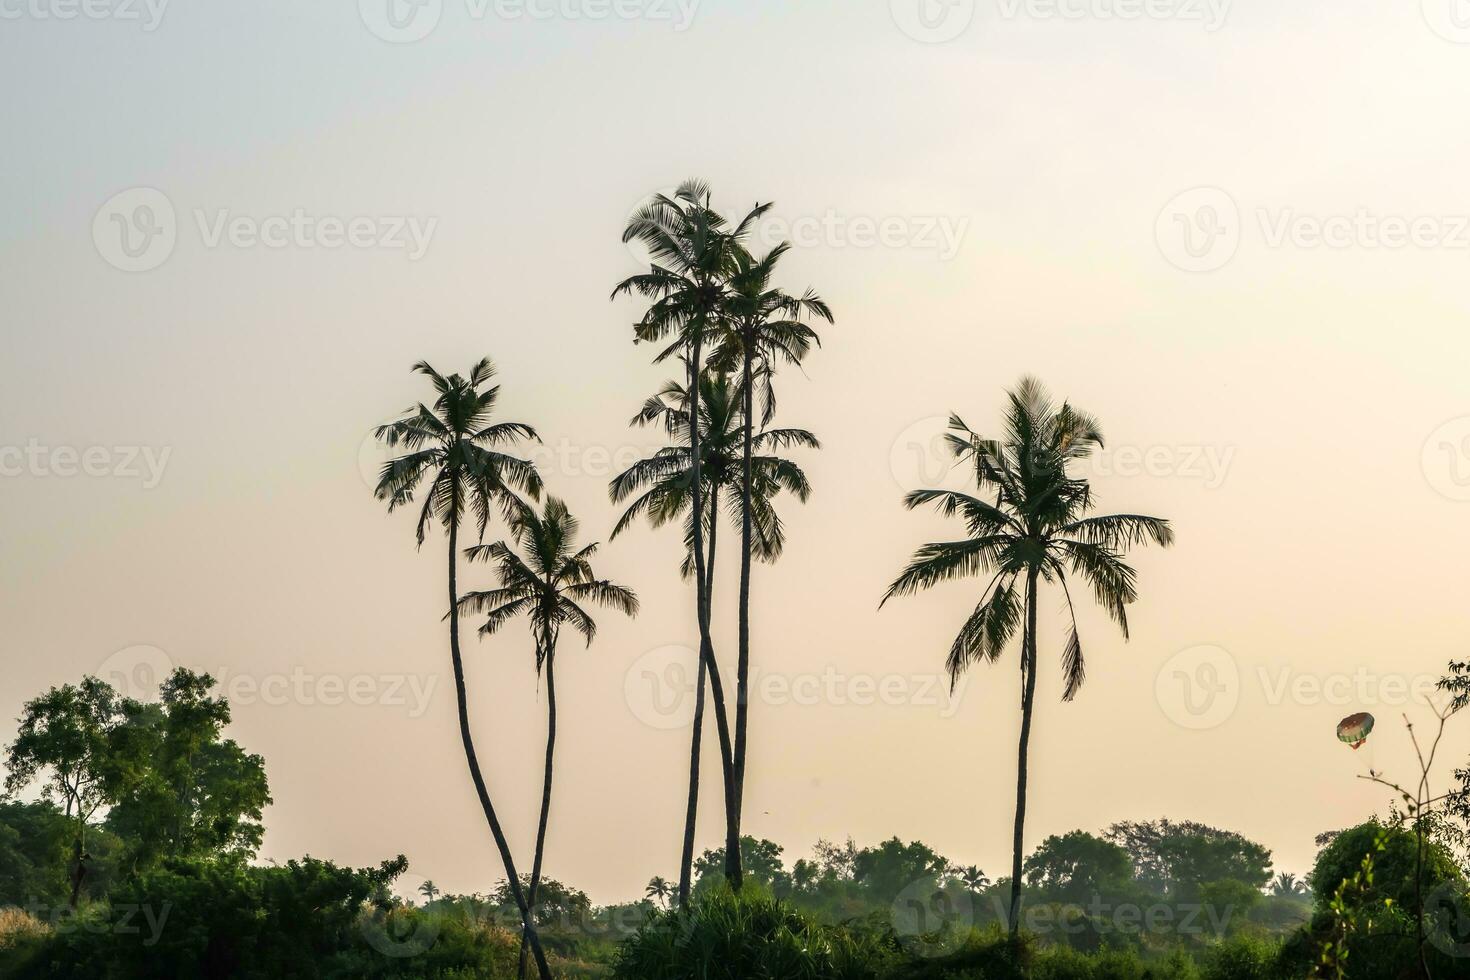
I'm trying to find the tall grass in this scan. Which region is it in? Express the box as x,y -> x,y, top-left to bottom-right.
0,910 -> 46,951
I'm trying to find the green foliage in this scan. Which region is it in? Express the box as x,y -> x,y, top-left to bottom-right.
1106,821 -> 1273,901
1,855 -> 434,980
694,837 -> 793,897
0,803 -> 80,908
1309,819 -> 1460,915
1025,832 -> 1137,908
611,885 -> 897,980
103,670 -> 271,871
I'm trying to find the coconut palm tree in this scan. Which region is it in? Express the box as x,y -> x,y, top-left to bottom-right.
418,880 -> 440,905
1272,872 -> 1311,898
958,865 -> 989,895
882,377 -> 1175,938
614,179 -> 768,887
460,497 -> 638,978
646,876 -> 673,908
611,370 -> 815,903
372,358 -> 552,980
709,242 -> 831,882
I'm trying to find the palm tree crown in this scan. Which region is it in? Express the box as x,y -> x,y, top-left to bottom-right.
610,370 -> 816,574
373,358 -> 543,544
460,498 -> 639,656
883,376 -> 1174,700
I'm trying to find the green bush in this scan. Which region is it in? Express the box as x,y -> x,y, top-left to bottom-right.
611,885 -> 898,980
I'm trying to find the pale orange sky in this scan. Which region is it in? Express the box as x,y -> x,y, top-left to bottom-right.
4,0 -> 1470,905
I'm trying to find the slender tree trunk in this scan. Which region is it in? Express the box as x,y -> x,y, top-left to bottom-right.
519,637 -> 558,980
684,321 -> 740,894
1008,567 -> 1040,939
728,330 -> 755,889
67,828 -> 86,910
446,521 -> 552,980
678,488 -> 719,906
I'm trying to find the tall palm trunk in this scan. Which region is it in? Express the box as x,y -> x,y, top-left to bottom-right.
729,329 -> 756,889
678,487 -> 719,906
685,318 -> 740,890
518,633 -> 558,980
447,521 -> 552,980
1008,566 -> 1040,938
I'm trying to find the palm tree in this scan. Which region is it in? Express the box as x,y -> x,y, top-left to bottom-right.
1271,872 -> 1310,898
710,242 -> 831,884
418,880 -> 440,905
614,179 -> 767,888
958,865 -> 989,895
882,377 -> 1175,938
372,358 -> 553,980
460,497 -> 638,978
645,876 -> 673,908
611,370 -> 815,903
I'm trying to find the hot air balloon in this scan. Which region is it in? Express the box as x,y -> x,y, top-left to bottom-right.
1337,712 -> 1374,750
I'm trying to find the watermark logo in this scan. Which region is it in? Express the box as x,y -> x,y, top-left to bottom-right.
98,644 -> 176,702
624,644 -> 700,730
92,189 -> 437,271
1423,417 -> 1470,502
93,187 -> 177,272
890,0 -> 976,42
892,878 -> 974,957
1423,0 -> 1470,43
359,0 -> 443,42
1156,187 -> 1240,273
1155,644 -> 1239,730
889,417 -> 964,493
95,646 -> 440,717
1427,881 -> 1470,958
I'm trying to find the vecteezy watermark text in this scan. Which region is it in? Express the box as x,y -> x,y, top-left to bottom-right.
0,0 -> 168,29
1158,187 -> 1470,273
359,0 -> 700,43
0,440 -> 171,488
93,188 -> 437,272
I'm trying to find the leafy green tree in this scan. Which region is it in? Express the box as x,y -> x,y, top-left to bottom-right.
695,837 -> 791,897
1310,820 -> 1461,916
851,837 -> 951,906
615,179 -> 767,889
1023,831 -> 1135,908
3,677 -> 126,907
104,669 -> 270,873
611,368 -> 815,903
883,378 -> 1175,935
1107,819 -> 1273,900
372,357 -> 552,980
708,242 -> 831,874
0,800 -> 89,907
460,496 -> 638,977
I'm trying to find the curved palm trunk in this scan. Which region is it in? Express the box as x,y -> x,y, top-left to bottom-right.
678,488 -> 719,905
729,332 -> 756,890
1008,567 -> 1040,939
447,521 -> 552,980
685,320 -> 740,892
518,637 -> 558,980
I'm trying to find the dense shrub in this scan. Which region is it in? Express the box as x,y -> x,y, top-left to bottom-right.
612,885 -> 899,979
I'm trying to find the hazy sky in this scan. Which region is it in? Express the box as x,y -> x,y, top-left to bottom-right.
4,0 -> 1470,905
